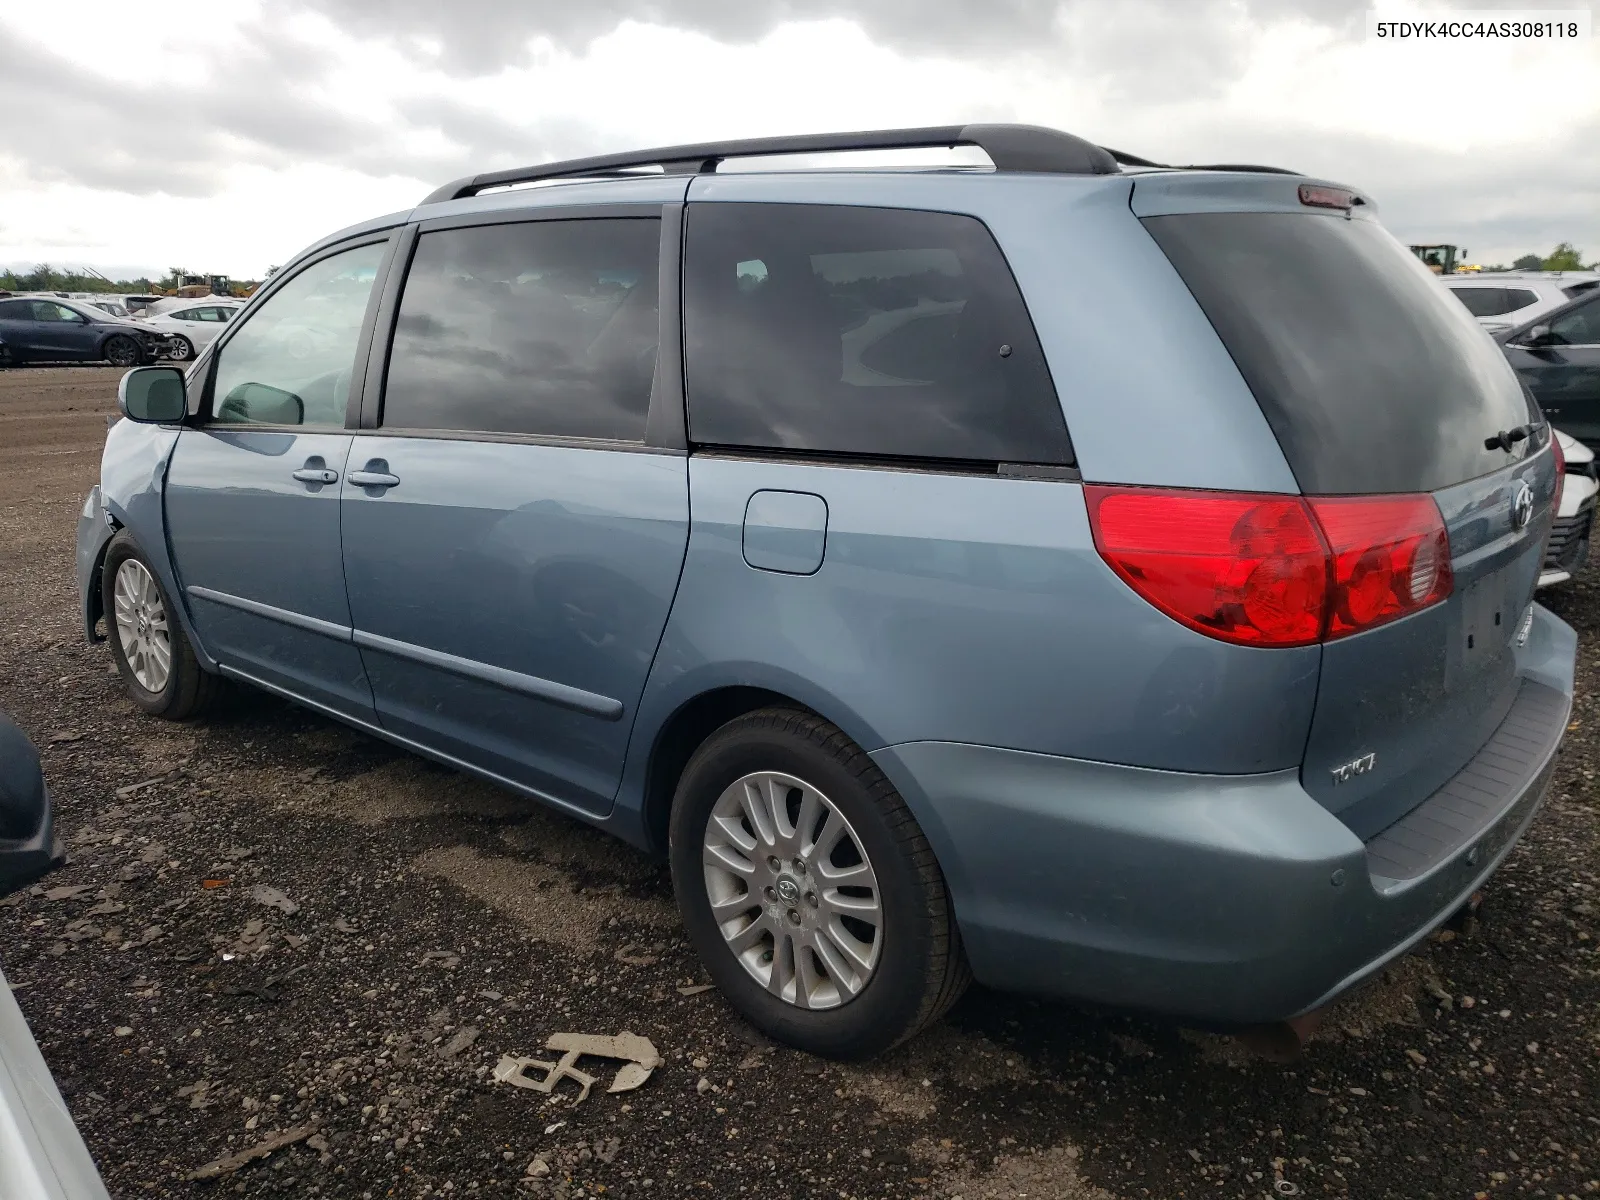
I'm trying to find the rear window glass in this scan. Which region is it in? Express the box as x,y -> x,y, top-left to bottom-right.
1504,288 -> 1538,310
683,203 -> 1071,465
1144,212 -> 1534,494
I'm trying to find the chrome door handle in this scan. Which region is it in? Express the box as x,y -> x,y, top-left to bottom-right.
292,468 -> 339,484
348,470 -> 400,489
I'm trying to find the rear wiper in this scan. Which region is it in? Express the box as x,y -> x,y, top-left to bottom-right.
1485,423 -> 1537,452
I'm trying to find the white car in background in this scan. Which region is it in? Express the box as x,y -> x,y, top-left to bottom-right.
1544,428 -> 1599,588
135,300 -> 243,362
1445,271 -> 1600,337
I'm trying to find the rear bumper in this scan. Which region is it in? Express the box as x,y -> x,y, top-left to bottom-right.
871,605 -> 1576,1026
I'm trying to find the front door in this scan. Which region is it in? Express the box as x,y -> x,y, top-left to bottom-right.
28,301 -> 98,360
164,238 -> 389,718
340,213 -> 688,815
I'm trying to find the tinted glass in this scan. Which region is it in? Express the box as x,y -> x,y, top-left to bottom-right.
382,218 -> 660,441
683,203 -> 1070,464
34,302 -> 82,323
1145,212 -> 1533,494
1450,287 -> 1514,317
1550,295 -> 1600,346
1503,288 -> 1538,311
211,241 -> 384,427
0,300 -> 30,318
1563,280 -> 1600,299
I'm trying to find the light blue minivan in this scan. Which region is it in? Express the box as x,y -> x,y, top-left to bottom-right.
77,125 -> 1575,1058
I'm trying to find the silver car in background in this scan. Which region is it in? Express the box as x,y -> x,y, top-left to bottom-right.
1445,270 -> 1600,336
134,300 -> 244,362
0,713 -> 110,1199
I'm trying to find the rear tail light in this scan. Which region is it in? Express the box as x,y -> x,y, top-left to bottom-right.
1085,485 -> 1453,648
1307,497 -> 1452,638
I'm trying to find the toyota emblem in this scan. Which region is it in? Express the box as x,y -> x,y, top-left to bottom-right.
1511,480 -> 1534,531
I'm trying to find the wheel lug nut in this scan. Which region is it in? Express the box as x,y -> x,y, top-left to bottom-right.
792,859 -> 806,874
806,892 -> 818,907
763,886 -> 777,901
767,856 -> 781,871
786,910 -> 801,926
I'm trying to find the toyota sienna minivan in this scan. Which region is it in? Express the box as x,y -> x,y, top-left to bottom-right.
77,124 -> 1576,1059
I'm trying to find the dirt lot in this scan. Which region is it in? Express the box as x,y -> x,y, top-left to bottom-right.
1,365 -> 1597,1200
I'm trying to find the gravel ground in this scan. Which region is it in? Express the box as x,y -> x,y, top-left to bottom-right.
1,365 -> 1597,1200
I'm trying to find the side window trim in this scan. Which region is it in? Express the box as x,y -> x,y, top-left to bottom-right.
361,206 -> 685,452
197,230 -> 400,429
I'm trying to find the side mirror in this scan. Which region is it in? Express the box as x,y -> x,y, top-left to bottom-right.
1517,324 -> 1556,348
118,366 -> 188,423
217,382 -> 305,425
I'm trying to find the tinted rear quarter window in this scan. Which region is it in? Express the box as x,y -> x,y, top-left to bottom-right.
382,218 -> 661,442
1450,287 -> 1512,317
1144,212 -> 1534,494
683,203 -> 1071,465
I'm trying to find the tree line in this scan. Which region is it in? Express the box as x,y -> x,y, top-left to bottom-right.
0,265 -> 266,294
1478,243 -> 1595,273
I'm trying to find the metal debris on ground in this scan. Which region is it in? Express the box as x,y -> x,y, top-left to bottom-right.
437,1025 -> 480,1059
247,884 -> 300,915
115,769 -> 180,797
186,1122 -> 319,1180
493,1032 -> 663,1104
41,884 -> 93,901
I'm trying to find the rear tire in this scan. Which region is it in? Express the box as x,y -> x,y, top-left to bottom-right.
166,335 -> 194,362
101,532 -> 218,719
669,707 -> 969,1059
104,335 -> 139,367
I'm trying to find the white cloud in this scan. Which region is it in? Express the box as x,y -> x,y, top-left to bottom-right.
1,0 -> 1596,275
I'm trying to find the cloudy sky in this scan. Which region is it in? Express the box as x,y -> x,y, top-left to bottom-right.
1,0 -> 1596,279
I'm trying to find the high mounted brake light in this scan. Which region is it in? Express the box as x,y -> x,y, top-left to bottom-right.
1298,184 -> 1358,210
1085,485 -> 1453,648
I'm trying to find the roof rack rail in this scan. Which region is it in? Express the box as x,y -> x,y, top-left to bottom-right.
1104,147 -> 1301,176
420,123 -> 1122,204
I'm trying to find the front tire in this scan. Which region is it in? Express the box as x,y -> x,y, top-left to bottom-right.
104,335 -> 140,367
102,532 -> 218,719
166,335 -> 194,362
669,707 -> 969,1059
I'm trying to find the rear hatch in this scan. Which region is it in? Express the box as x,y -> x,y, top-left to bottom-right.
1137,176 -> 1556,837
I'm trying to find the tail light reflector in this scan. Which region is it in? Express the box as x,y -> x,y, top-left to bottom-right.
1085,485 -> 1454,648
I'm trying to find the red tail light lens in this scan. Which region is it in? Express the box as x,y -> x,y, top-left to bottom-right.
1085,485 -> 1454,647
1084,487 -> 1329,647
1307,496 -> 1453,639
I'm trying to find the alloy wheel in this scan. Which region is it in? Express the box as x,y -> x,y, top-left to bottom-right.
702,770 -> 883,1009
113,559 -> 172,693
